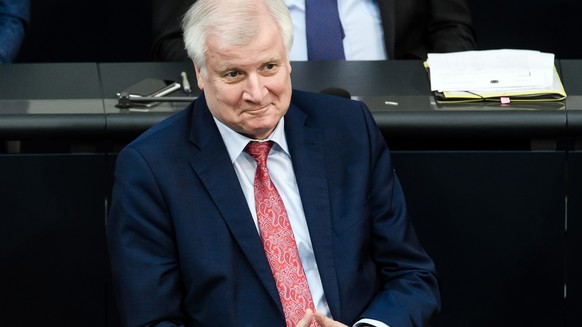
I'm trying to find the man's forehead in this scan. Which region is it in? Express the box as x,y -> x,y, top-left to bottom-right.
207,40 -> 285,70
203,17 -> 288,72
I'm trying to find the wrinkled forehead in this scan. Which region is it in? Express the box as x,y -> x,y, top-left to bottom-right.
204,17 -> 287,64
206,12 -> 278,49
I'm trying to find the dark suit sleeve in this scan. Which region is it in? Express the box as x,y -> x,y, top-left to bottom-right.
387,0 -> 476,59
426,0 -> 477,53
358,103 -> 441,325
107,145 -> 185,327
151,0 -> 193,61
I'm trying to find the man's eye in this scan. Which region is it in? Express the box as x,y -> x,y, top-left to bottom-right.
226,71 -> 239,78
262,63 -> 279,74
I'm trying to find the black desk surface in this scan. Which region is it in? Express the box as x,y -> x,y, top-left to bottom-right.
100,61 -> 569,142
1,60 -> 580,143
0,63 -> 104,139
560,60 -> 582,134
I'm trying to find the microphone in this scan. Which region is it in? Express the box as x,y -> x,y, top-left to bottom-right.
319,87 -> 351,99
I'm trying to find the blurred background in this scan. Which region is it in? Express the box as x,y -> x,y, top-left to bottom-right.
14,0 -> 582,63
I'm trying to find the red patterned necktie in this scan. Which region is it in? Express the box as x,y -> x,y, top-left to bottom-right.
244,141 -> 316,327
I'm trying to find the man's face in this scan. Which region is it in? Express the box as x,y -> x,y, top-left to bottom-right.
195,17 -> 293,140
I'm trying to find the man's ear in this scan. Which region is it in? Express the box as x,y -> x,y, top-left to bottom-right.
194,63 -> 205,91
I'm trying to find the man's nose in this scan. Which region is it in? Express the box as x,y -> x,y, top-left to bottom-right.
242,74 -> 268,101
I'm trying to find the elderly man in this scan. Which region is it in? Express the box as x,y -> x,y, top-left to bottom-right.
107,0 -> 440,326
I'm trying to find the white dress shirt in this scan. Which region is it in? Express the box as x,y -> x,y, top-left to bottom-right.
213,117 -> 389,327
285,0 -> 387,61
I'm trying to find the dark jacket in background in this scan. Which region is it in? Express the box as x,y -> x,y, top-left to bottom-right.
151,0 -> 476,61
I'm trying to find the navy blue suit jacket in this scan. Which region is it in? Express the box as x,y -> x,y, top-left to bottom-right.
107,90 -> 440,326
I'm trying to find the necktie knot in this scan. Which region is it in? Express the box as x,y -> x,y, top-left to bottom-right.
244,141 -> 273,166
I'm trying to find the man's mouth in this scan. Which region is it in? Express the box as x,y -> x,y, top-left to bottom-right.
245,104 -> 270,114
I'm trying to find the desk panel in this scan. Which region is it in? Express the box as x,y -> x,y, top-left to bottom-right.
391,151 -> 565,326
567,152 -> 582,327
0,63 -> 102,99
0,154 -> 108,326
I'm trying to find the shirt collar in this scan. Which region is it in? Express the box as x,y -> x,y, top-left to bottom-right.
213,116 -> 290,163
285,0 -> 304,11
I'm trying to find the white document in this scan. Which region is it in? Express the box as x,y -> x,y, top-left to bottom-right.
427,49 -> 555,92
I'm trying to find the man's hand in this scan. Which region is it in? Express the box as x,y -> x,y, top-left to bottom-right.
295,309 -> 315,327
296,309 -> 348,327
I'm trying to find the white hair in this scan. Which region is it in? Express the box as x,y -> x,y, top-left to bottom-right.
182,0 -> 293,76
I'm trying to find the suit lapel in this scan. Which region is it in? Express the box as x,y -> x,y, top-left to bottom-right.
285,104 -> 341,317
186,96 -> 283,312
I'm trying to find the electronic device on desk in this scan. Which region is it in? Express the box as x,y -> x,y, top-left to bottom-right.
116,78 -> 182,108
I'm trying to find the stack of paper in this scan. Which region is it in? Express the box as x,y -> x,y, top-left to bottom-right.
426,49 -> 567,103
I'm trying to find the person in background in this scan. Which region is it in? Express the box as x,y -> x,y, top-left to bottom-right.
151,0 -> 476,62
108,0 -> 440,326
0,0 -> 29,63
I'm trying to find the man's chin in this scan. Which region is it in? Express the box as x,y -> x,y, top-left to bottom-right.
242,125 -> 276,140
